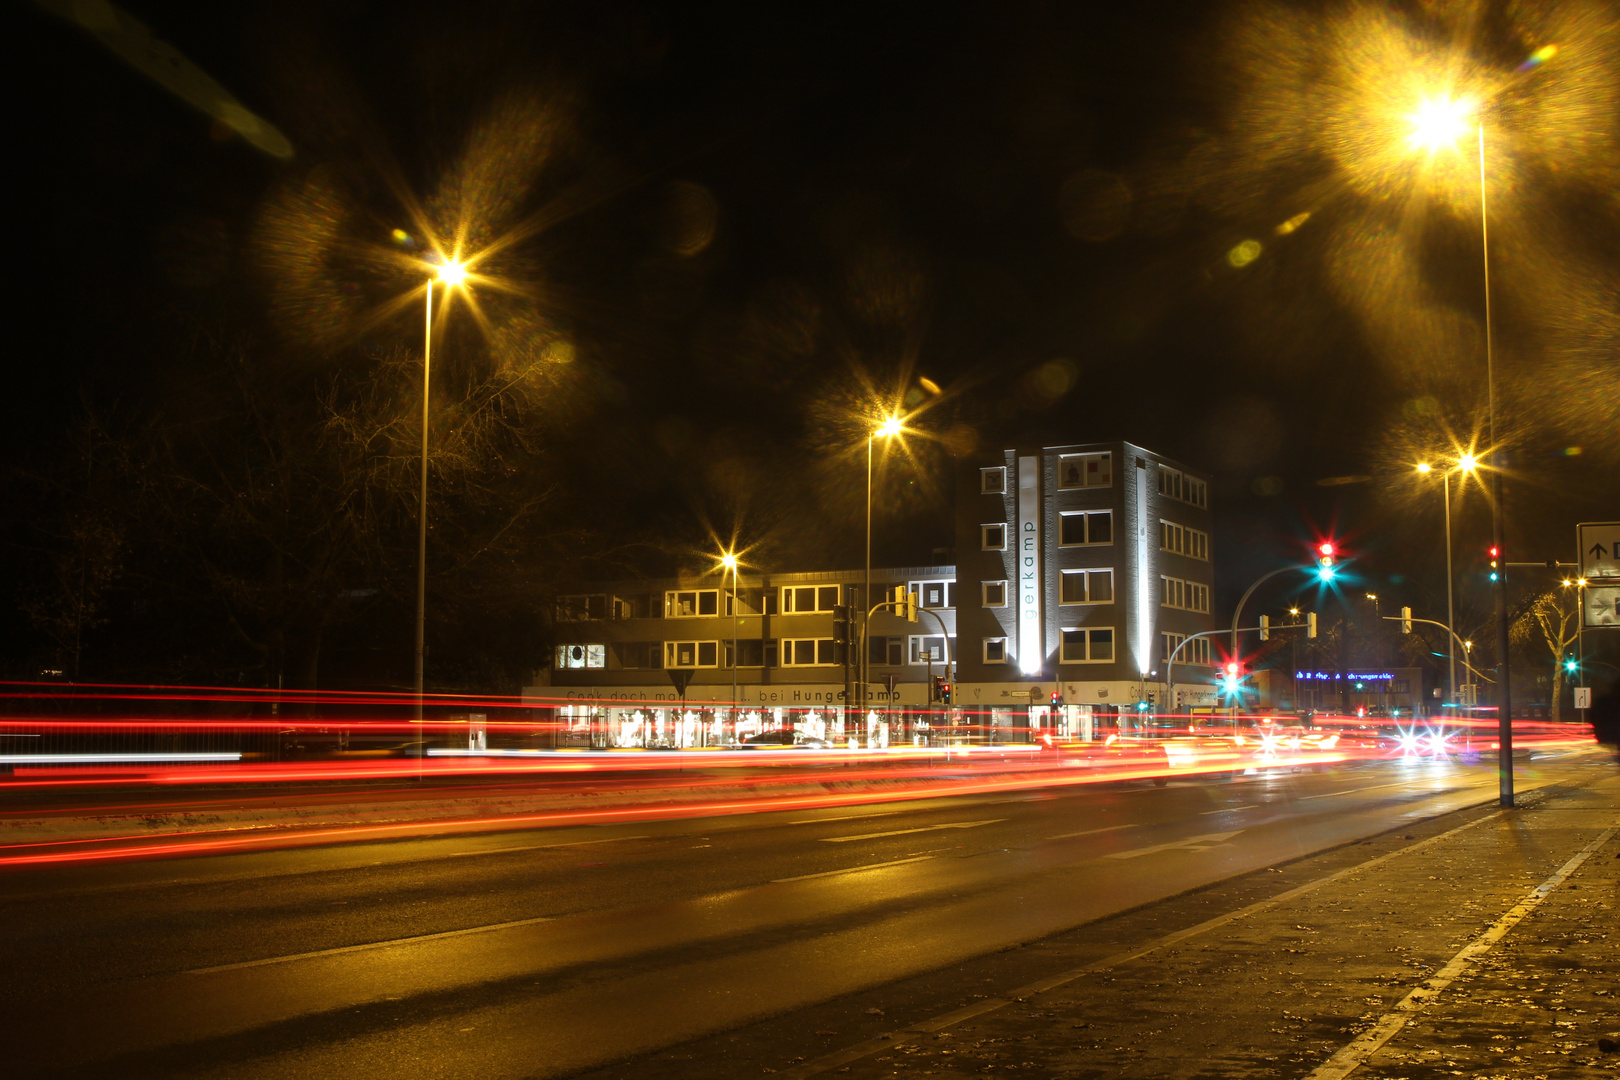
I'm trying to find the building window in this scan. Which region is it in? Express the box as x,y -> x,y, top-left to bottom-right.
1057,452 -> 1112,490
1059,510 -> 1112,546
910,580 -> 955,610
1060,627 -> 1114,663
664,640 -> 720,668
983,638 -> 1008,664
555,643 -> 606,669
982,524 -> 1006,550
782,638 -> 838,666
727,638 -> 778,668
555,594 -> 607,622
1162,632 -> 1212,666
1059,569 -> 1114,605
611,641 -> 663,669
1159,520 -> 1210,560
1160,576 -> 1210,613
868,635 -> 906,666
781,584 -> 841,613
982,580 -> 1007,607
1158,465 -> 1208,508
665,589 -> 719,618
909,635 -> 954,664
981,467 -> 1006,494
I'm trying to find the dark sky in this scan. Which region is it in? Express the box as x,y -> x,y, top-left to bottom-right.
10,0 -> 1619,622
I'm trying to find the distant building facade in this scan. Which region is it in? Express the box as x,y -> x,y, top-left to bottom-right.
524,440 -> 1218,745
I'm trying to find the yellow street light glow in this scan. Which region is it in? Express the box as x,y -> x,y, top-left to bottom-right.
1458,454 -> 1478,471
720,552 -> 738,570
437,260 -> 468,287
1408,95 -> 1473,151
1416,462 -> 1433,474
875,415 -> 903,438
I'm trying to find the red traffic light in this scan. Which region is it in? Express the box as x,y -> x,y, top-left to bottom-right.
1318,541 -> 1335,557
1225,661 -> 1240,675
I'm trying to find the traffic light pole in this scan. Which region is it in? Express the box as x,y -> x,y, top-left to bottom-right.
1165,623 -> 1306,719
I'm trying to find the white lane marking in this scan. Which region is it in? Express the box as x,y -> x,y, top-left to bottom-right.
1044,823 -> 1138,840
1299,789 -> 1363,800
772,855 -> 937,883
820,819 -> 1005,843
788,810 -> 912,825
1106,830 -> 1244,859
1306,821 -> 1619,1080
1199,804 -> 1259,815
437,835 -> 650,859
185,915 -> 558,974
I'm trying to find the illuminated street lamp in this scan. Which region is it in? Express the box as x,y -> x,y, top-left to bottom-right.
863,414 -> 905,711
1402,97 -> 1514,807
415,259 -> 469,727
1415,455 -> 1479,704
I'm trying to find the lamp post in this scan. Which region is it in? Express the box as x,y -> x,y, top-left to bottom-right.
415,259 -> 467,732
1406,103 -> 1513,805
1416,455 -> 1478,705
721,551 -> 739,719
863,415 -> 903,714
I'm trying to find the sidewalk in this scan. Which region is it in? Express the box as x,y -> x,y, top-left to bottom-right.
780,771 -> 1620,1079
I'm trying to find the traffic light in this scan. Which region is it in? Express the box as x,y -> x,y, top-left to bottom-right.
1488,545 -> 1500,582
1316,541 -> 1337,582
1051,691 -> 1064,706
1564,657 -> 1579,674
1259,614 -> 1270,641
1222,661 -> 1243,694
1307,611 -> 1318,639
1400,606 -> 1412,634
832,604 -> 851,646
892,584 -> 917,621
940,681 -> 951,705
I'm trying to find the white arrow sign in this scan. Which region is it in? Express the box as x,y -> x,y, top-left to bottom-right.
1578,522 -> 1620,580
1584,586 -> 1620,629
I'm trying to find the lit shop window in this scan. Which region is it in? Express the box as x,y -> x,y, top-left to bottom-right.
664,641 -> 720,668
1060,627 -> 1114,663
1059,511 -> 1112,546
782,638 -> 838,666
982,581 -> 1007,607
665,589 -> 719,618
1057,452 -> 1111,490
1059,569 -> 1114,605
981,467 -> 1006,494
983,638 -> 1008,664
556,644 -> 606,669
981,524 -> 1006,550
781,584 -> 841,613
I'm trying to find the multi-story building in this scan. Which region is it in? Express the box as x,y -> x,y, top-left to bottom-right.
524,440 -> 1218,746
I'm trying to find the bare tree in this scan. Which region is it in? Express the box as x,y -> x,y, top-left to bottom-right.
1512,588 -> 1580,724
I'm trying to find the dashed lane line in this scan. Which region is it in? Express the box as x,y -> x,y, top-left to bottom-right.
184,914 -> 558,975
771,855 -> 937,883
819,819 -> 1005,843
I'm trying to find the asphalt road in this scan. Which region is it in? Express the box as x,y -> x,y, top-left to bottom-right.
0,752 -> 1599,1079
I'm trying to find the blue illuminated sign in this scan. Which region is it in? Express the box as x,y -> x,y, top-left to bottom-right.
1295,671 -> 1395,681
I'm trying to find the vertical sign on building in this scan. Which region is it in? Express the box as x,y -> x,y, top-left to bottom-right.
1018,455 -> 1042,674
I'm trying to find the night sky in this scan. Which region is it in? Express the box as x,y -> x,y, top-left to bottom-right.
10,0 -> 1619,629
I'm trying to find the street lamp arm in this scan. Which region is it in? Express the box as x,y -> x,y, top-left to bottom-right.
1382,615 -> 1496,685
1231,566 -> 1303,654
859,601 -> 953,707
1167,624 -> 1304,717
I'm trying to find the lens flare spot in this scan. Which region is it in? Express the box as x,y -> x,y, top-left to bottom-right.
1227,239 -> 1262,267
1518,44 -> 1559,72
390,228 -> 414,247
1275,212 -> 1310,236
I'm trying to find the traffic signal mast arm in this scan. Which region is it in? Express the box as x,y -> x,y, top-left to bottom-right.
858,590 -> 953,708
1382,615 -> 1496,685
1166,622 -> 1307,717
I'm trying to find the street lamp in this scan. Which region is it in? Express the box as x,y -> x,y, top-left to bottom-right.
415,258 -> 469,728
863,414 -> 904,712
721,551 -> 740,717
1415,455 -> 1479,705
1404,100 -> 1514,807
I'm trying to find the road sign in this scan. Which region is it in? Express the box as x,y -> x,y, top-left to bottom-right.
1577,521 -> 1620,580
1574,686 -> 1591,710
1584,585 -> 1620,629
